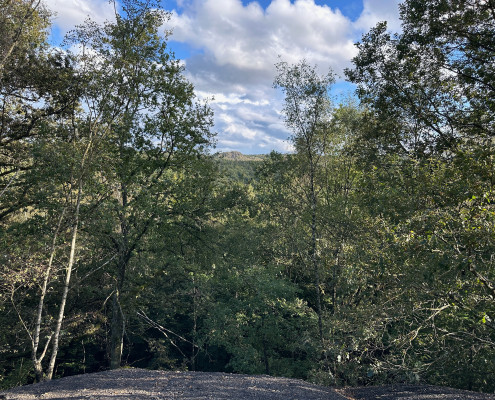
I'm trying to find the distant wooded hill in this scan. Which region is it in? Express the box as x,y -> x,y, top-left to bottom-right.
214,151 -> 268,182
214,151 -> 268,162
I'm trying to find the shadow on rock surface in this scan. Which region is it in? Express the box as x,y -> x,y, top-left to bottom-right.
0,368 -> 346,400
340,384 -> 494,400
2,370 -> 493,400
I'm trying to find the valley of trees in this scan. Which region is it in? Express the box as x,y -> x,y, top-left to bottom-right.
1,0 -> 494,393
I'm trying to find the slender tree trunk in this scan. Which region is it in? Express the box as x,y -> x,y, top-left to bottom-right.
108,185 -> 154,368
44,121 -> 92,380
109,287 -> 124,369
330,243 -> 343,316
261,318 -> 270,375
109,255 -> 126,369
191,279 -> 198,371
46,178 -> 83,380
31,206 -> 66,382
110,182 -> 129,369
309,159 -> 323,342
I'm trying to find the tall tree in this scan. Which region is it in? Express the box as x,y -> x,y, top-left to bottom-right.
65,0 -> 214,369
345,0 -> 495,390
0,0 -> 92,382
273,60 -> 334,342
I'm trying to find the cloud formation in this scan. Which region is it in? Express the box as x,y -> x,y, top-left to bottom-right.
44,0 -> 116,31
355,0 -> 403,32
43,0 -> 402,154
170,0 -> 357,76
167,0 -> 402,153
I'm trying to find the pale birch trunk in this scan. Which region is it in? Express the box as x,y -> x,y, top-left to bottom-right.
42,123 -> 93,380
31,206 -> 66,382
309,158 -> 323,342
46,178 -> 83,380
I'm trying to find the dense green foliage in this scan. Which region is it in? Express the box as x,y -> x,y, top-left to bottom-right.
1,0 -> 494,394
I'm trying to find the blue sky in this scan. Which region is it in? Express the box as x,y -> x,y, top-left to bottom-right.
44,0 -> 403,154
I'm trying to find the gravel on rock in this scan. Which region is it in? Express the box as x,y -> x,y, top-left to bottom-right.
0,368 -> 346,400
339,384 -> 495,400
1,369 -> 493,400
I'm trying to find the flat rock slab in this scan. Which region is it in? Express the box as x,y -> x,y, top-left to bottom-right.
340,384 -> 494,400
2,369 -> 493,400
0,368 -> 346,400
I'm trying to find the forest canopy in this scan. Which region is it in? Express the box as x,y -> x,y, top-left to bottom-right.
0,0 -> 494,393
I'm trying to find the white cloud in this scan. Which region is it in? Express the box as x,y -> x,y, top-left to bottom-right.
166,0 -> 368,153
169,0 -> 357,77
212,88 -> 291,153
44,0 -> 117,33
43,0 -> 403,154
354,0 -> 403,33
